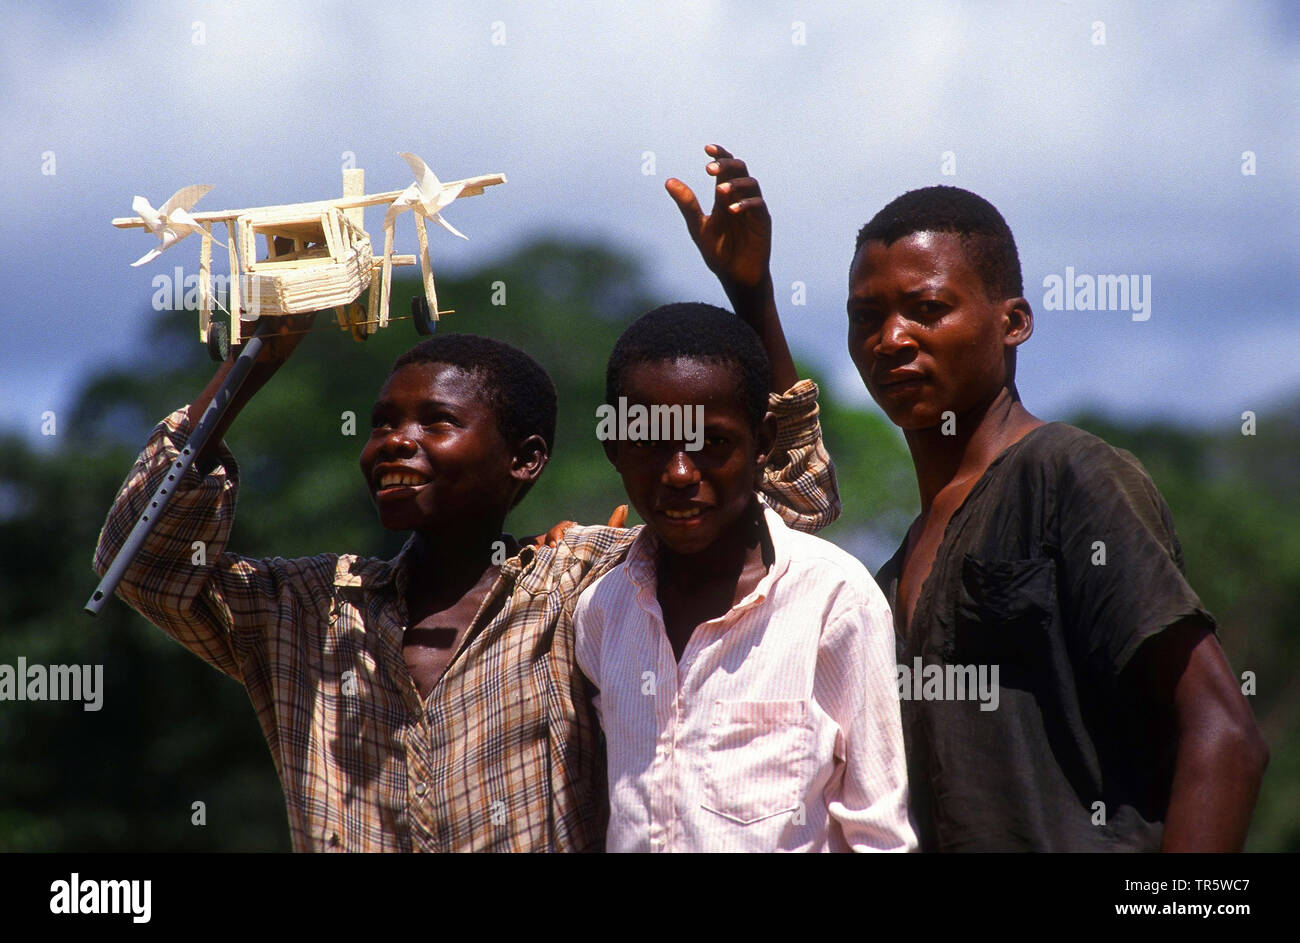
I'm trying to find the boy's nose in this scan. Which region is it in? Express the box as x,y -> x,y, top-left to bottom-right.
661,449 -> 701,487
380,429 -> 418,456
876,312 -> 917,356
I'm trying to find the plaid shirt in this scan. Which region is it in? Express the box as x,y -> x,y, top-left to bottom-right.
92,379 -> 839,852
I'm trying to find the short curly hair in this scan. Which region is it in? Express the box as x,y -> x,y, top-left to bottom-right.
391,333 -> 556,506
605,303 -> 770,432
854,186 -> 1023,301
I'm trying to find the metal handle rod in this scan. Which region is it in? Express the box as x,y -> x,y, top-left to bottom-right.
85,324 -> 271,616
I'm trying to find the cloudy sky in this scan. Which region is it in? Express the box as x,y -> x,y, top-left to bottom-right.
3,0 -> 1296,444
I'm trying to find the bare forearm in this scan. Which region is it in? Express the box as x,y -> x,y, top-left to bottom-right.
187,359 -> 280,471
724,275 -> 798,394
186,316 -> 311,469
1161,724 -> 1268,852
1123,620 -> 1268,852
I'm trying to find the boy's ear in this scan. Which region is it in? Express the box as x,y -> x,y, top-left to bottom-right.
511,434 -> 550,485
1001,296 -> 1034,349
602,439 -> 618,466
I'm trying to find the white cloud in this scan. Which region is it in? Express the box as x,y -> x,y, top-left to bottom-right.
1,0 -> 1296,435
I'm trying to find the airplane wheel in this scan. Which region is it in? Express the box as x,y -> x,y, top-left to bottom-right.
207,321 -> 230,362
412,295 -> 435,336
347,303 -> 369,343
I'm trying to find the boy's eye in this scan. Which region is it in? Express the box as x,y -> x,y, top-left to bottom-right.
848,306 -> 881,326
917,300 -> 948,316
420,411 -> 458,428
704,436 -> 727,448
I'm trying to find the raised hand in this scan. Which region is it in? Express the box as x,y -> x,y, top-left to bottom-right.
186,312 -> 317,466
665,144 -> 772,297
244,312 -> 318,366
666,145 -> 795,393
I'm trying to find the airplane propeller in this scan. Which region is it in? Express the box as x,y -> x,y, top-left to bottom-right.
130,184 -> 222,267
382,152 -> 469,238
378,152 -> 476,329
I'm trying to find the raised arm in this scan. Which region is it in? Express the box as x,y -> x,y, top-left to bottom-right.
188,313 -> 316,471
666,144 -> 797,393
92,314 -> 325,677
666,146 -> 837,531
758,379 -> 839,532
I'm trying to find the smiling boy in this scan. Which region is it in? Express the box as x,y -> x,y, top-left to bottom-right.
92,145 -> 842,852
846,186 -> 1268,851
574,303 -> 915,853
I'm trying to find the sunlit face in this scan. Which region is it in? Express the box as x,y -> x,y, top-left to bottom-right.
358,363 -> 532,533
847,231 -> 1028,431
605,357 -> 772,557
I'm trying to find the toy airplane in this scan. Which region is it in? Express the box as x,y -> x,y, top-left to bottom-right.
113,153 -> 506,358
89,153 -> 506,616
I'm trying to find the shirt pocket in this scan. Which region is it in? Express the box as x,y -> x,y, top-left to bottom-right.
953,554 -> 1057,663
700,699 -> 812,826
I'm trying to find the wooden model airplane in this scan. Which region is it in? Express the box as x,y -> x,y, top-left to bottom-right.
87,155 -> 505,615
113,153 -> 506,358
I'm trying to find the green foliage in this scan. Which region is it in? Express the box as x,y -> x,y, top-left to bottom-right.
813,381 -> 915,565
1,240 -> 1294,851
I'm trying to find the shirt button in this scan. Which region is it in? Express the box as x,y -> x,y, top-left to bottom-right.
414,782 -> 428,797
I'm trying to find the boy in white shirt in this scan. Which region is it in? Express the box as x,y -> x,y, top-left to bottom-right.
575,303 -> 916,852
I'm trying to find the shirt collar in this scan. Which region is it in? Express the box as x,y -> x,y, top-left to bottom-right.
331,533 -> 544,597
332,533 -> 415,598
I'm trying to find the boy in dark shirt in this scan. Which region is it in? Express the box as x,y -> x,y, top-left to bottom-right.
844,186 -> 1267,850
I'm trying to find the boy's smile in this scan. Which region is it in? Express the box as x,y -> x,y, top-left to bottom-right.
606,357 -> 771,557
359,362 -> 523,534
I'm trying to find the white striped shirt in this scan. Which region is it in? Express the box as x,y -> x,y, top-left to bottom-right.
575,505 -> 916,853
